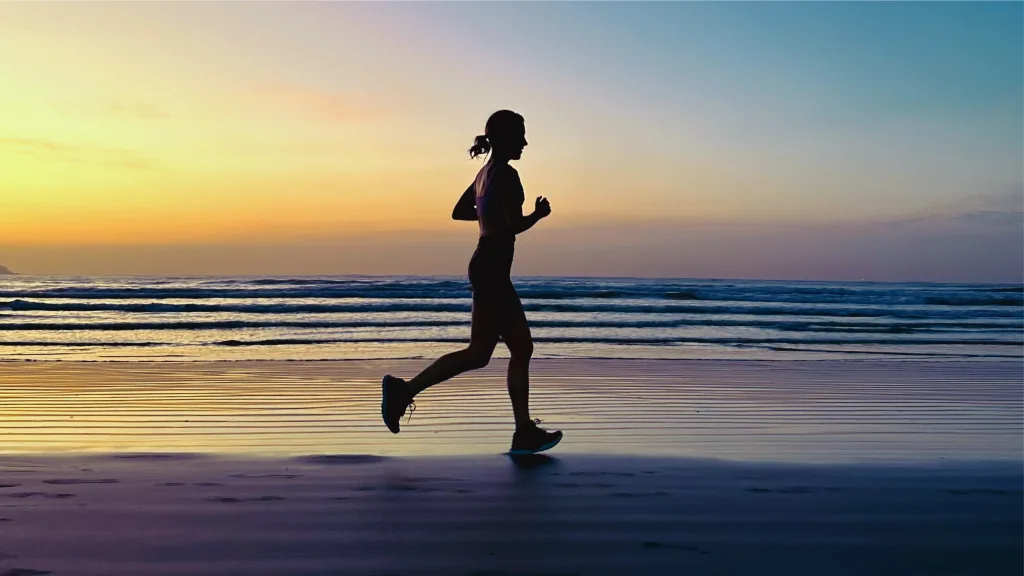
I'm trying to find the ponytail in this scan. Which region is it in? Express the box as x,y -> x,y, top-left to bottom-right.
468,134 -> 490,159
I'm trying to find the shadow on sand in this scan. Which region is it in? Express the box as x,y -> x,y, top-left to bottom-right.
507,453 -> 559,472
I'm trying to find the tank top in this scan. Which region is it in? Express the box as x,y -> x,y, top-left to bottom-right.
475,163 -> 524,239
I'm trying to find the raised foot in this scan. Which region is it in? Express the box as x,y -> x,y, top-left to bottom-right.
381,375 -> 414,434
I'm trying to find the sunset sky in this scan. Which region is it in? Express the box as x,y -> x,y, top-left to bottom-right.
1,2 -> 1021,281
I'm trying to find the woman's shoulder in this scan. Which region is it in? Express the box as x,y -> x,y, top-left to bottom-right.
495,164 -> 522,186
477,163 -> 522,196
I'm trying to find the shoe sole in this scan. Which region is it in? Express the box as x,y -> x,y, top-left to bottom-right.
381,375 -> 399,434
508,433 -> 562,455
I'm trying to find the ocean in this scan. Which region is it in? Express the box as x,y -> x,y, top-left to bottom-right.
0,276 -> 1020,362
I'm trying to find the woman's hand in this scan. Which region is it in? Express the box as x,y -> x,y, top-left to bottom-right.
535,196 -> 552,219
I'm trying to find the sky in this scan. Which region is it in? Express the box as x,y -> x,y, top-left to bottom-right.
1,2 -> 1021,282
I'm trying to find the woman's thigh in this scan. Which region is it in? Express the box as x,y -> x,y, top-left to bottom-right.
469,292 -> 501,352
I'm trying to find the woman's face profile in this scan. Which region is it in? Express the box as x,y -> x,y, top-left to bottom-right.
507,124 -> 528,160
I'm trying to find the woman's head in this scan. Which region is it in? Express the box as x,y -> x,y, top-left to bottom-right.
469,109 -> 527,160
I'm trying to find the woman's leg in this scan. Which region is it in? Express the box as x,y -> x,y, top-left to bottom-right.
501,286 -> 562,453
406,292 -> 499,397
498,287 -> 534,429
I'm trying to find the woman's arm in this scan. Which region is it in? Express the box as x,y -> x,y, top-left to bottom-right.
452,183 -> 477,221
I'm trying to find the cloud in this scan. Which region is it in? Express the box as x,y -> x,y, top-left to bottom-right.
890,186 -> 1024,231
0,137 -> 160,171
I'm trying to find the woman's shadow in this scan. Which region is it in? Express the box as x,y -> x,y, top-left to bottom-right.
507,453 -> 559,472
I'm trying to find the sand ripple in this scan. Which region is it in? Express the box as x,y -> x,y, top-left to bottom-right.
0,359 -> 1020,462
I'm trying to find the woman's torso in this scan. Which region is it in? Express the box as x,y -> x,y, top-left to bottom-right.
475,162 -> 523,239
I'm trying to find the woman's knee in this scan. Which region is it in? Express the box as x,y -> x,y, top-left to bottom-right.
508,338 -> 533,361
465,345 -> 494,369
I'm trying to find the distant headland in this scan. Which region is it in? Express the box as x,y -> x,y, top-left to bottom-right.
0,265 -> 16,275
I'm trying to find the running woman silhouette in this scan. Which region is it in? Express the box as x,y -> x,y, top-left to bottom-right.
381,110 -> 563,455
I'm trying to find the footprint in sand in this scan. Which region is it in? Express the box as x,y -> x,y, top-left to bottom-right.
43,479 -> 119,485
207,496 -> 285,503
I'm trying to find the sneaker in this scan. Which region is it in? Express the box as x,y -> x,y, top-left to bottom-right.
381,375 -> 414,434
509,419 -> 563,455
